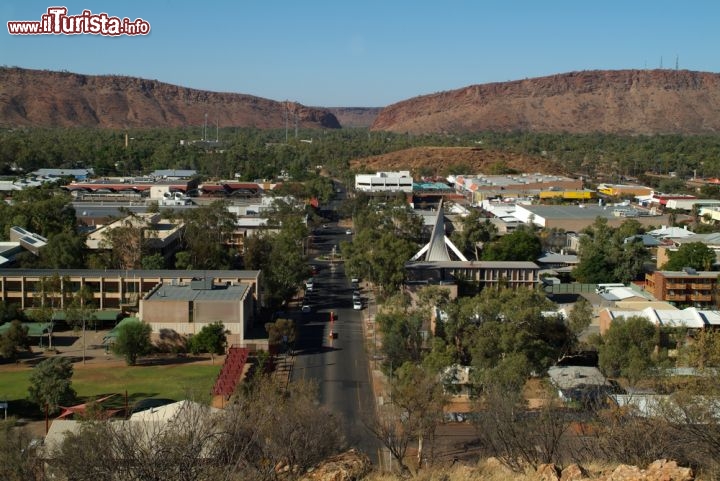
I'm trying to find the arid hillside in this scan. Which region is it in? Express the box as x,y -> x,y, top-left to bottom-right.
349,146 -> 561,176
372,69 -> 720,135
0,67 -> 340,129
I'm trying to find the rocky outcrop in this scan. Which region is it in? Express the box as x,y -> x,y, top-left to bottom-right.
298,449 -> 372,481
371,69 -> 720,135
536,460 -> 693,481
0,67 -> 341,129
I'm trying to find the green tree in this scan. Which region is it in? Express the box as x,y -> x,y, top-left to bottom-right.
111,320 -> 152,366
179,200 -> 237,269
663,242 -> 716,271
481,226 -> 542,262
27,356 -> 76,414
598,316 -> 659,386
450,210 -> 497,260
65,285 -> 96,364
265,317 -> 297,352
0,320 -> 30,360
188,321 -> 227,364
390,362 -> 449,468
39,230 -> 86,269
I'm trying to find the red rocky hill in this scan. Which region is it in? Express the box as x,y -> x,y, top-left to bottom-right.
0,67 -> 340,129
371,69 -> 720,135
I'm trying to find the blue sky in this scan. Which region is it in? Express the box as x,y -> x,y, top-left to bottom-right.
3,1 -> 719,107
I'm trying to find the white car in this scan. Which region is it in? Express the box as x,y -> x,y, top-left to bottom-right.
353,299 -> 362,310
345,229 -> 353,235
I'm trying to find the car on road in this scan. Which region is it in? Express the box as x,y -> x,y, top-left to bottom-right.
352,290 -> 361,301
345,229 -> 353,235
301,304 -> 312,314
353,299 -> 362,310
305,278 -> 314,291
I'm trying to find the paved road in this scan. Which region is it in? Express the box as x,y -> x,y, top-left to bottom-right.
291,225 -> 379,462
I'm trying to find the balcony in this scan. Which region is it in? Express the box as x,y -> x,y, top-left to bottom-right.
689,293 -> 713,302
665,293 -> 687,302
690,283 -> 714,290
665,282 -> 689,290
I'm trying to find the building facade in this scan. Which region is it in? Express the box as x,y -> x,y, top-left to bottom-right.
644,269 -> 719,308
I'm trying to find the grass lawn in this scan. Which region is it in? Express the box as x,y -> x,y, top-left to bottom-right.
0,361 -> 222,417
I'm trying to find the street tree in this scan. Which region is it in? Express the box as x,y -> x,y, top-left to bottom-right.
27,356 -> 76,414
391,362 -> 449,468
188,321 -> 227,364
264,317 -> 297,352
111,320 -> 152,366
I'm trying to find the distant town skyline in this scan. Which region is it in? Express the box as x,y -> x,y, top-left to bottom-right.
3,1 -> 720,107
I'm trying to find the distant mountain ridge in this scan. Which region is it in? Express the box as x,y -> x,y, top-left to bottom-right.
0,67 -> 341,129
371,69 -> 720,135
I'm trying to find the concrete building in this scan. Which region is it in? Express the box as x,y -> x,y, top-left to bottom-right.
355,171 -> 413,193
139,278 -> 255,345
0,269 -> 262,311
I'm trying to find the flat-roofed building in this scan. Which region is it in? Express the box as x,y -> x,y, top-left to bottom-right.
0,269 -> 262,312
355,171 -> 413,193
597,183 -> 653,197
599,306 -> 720,334
644,269 -> 719,308
139,278 -> 254,345
513,204 -> 668,231
451,173 -> 583,203
406,260 -> 539,293
85,213 -> 185,262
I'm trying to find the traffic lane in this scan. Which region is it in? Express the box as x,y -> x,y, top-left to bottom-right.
293,267 -> 377,457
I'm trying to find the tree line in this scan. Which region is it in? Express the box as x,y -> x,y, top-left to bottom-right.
5,127 -> 720,182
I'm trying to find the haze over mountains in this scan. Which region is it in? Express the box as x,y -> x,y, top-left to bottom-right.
2,67 -> 720,135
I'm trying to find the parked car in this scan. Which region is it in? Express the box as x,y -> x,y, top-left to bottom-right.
305,278 -> 314,291
353,299 -> 362,310
301,304 -> 312,314
345,229 -> 353,235
352,290 -> 361,301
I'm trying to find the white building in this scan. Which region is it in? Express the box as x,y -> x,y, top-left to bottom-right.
355,171 -> 413,193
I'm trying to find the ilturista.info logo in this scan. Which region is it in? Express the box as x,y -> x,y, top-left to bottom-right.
8,7 -> 151,36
